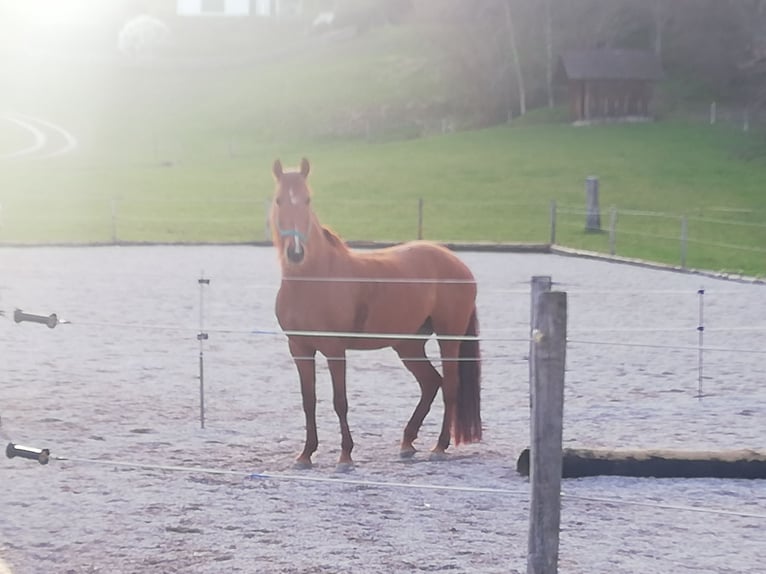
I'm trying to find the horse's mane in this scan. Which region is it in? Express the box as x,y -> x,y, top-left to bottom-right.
321,225 -> 349,252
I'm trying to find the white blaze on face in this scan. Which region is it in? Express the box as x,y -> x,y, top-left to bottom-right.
294,230 -> 303,255
288,187 -> 303,255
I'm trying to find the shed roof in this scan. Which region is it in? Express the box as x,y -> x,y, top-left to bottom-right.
560,49 -> 663,81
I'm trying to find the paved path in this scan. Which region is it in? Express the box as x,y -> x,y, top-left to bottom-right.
0,113 -> 77,159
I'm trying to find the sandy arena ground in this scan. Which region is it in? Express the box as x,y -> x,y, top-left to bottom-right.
1,246 -> 765,573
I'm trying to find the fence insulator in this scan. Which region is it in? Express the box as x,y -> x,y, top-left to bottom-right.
13,309 -> 59,329
6,442 -> 50,465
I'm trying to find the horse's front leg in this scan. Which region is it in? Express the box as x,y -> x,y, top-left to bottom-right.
290,339 -> 317,469
327,351 -> 354,472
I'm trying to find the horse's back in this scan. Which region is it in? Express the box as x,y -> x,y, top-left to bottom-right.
380,241 -> 475,282
361,241 -> 477,335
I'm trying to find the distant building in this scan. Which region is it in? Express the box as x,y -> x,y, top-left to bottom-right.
558,49 -> 663,123
176,0 -> 301,18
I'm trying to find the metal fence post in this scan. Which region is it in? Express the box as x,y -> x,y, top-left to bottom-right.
111,198 -> 118,244
608,206 -> 618,255
197,275 -> 210,429
585,176 -> 601,232
417,198 -> 424,240
549,200 -> 557,245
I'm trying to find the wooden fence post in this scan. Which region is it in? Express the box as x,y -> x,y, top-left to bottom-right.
527,290 -> 567,574
585,176 -> 601,232
529,276 -> 552,406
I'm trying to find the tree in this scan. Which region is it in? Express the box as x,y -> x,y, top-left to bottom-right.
653,0 -> 666,57
544,0 -> 554,107
412,0 -> 766,123
504,0 -> 526,118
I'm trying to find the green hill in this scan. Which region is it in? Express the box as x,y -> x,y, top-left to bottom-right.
0,19 -> 764,277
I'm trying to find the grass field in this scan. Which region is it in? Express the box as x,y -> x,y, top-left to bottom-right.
0,21 -> 764,277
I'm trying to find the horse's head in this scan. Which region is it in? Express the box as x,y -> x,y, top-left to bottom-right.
271,157 -> 313,265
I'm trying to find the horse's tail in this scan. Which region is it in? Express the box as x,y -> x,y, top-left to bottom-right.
454,307 -> 482,445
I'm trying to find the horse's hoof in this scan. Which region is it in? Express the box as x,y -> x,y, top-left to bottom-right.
335,461 -> 354,474
293,458 -> 313,470
399,446 -> 417,459
429,450 -> 448,462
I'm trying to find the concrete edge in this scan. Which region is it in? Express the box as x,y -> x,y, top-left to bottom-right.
0,240 -> 551,253
550,245 -> 765,286
0,241 -> 762,285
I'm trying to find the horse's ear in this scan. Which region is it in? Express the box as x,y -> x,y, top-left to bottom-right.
272,159 -> 283,181
300,157 -> 310,178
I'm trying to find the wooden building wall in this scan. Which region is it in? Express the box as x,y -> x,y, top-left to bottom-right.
568,79 -> 653,122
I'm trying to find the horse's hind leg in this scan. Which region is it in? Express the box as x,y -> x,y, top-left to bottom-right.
395,340 -> 442,458
432,339 -> 461,459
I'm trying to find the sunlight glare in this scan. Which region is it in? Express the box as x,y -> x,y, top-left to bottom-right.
10,0 -> 109,29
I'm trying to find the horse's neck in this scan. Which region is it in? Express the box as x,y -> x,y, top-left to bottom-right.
281,223 -> 351,278
316,227 -> 352,273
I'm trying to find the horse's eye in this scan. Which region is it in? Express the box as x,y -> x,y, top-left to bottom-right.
305,197 -> 311,205
275,197 -> 282,206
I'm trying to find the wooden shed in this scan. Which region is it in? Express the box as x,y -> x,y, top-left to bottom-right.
558,49 -> 663,123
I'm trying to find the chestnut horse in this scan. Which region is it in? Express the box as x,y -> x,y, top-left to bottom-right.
270,158 -> 481,470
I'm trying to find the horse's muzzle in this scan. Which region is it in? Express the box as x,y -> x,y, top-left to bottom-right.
279,227 -> 307,265
285,241 -> 305,264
